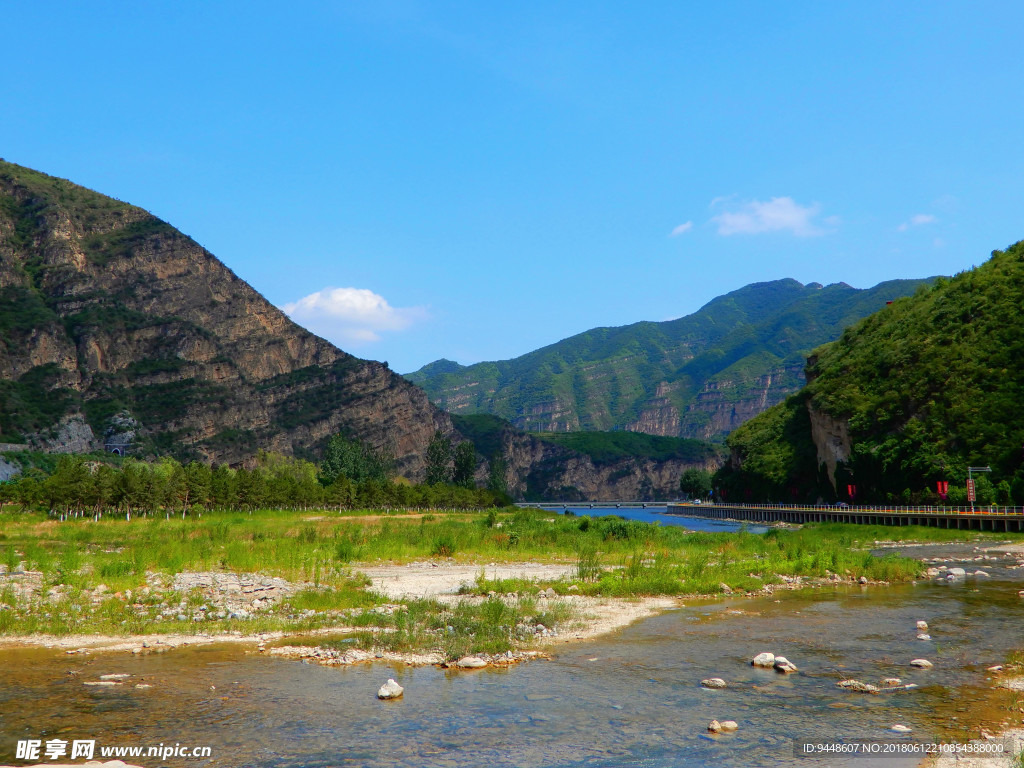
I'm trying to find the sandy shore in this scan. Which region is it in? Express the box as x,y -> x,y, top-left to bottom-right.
0,561 -> 680,659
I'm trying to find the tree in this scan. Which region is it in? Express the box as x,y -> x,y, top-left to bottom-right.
452,441 -> 476,489
679,468 -> 712,500
320,435 -> 393,485
424,431 -> 453,485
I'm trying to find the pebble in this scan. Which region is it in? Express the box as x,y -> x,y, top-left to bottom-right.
377,679 -> 404,700
891,724 -> 912,733
701,678 -> 727,689
910,659 -> 933,668
837,680 -> 879,693
751,652 -> 775,668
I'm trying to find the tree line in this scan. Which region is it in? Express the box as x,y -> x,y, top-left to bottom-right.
0,434 -> 509,517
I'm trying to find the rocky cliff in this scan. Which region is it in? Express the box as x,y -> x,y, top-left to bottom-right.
0,160 -> 449,475
498,430 -> 719,501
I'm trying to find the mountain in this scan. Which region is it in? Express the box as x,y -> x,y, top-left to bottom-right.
0,160 -> 448,475
719,242 -> 1024,505
454,414 -> 723,501
406,277 -> 936,441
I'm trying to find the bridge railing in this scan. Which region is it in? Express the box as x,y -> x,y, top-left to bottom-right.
668,502 -> 1024,516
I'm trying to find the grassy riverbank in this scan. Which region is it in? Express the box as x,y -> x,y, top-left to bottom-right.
1,507 -> 1019,659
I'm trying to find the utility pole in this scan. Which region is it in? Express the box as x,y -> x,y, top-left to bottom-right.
967,466 -> 991,513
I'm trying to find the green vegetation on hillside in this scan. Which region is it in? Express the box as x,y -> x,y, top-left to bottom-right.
407,278 -> 936,440
719,242 -> 1024,504
535,430 -> 724,466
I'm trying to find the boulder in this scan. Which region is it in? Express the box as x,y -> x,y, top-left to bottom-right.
986,665 -> 1003,673
701,678 -> 727,689
751,652 -> 776,668
916,620 -> 929,631
377,679 -> 404,699
917,633 -> 931,641
707,720 -> 722,733
891,724 -> 912,733
457,656 -> 488,669
910,659 -> 933,668
774,656 -> 798,674
880,678 -> 902,687
720,720 -> 739,732
859,576 -> 869,584
948,567 -> 967,578
837,679 -> 879,693
973,570 -> 990,577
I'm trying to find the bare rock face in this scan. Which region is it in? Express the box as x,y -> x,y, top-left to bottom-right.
497,428 -> 720,501
0,160 -> 449,474
806,402 -> 852,489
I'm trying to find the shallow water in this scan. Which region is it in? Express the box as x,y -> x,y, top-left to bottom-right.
561,505 -> 769,533
1,559 -> 1022,767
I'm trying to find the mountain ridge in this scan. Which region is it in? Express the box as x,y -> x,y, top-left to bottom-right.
406,276 -> 937,440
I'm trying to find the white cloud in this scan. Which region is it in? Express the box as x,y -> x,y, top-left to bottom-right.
710,197 -> 826,237
898,213 -> 937,232
670,221 -> 693,237
282,287 -> 428,346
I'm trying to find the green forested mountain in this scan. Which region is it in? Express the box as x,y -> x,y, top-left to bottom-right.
719,242 -> 1024,505
407,277 -> 936,441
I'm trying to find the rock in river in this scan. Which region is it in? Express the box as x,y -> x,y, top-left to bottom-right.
916,620 -> 929,631
456,656 -> 488,669
910,658 -> 933,668
377,679 -> 404,700
837,680 -> 879,693
751,652 -> 776,668
773,656 -> 798,674
701,678 -> 727,689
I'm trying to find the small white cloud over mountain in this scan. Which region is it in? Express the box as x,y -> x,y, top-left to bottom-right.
282,287 -> 428,346
710,196 -> 827,237
897,213 -> 938,231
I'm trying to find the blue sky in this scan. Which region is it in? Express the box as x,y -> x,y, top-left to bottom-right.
4,2 -> 1023,373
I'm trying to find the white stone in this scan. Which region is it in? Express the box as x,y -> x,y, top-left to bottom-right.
948,567 -> 967,577
720,720 -> 739,732
456,656 -> 488,669
701,678 -> 727,689
707,720 -> 722,733
774,656 -> 798,673
910,658 -> 933,668
917,633 -> 931,641
974,570 -> 990,577
891,724 -> 912,733
916,620 -> 929,631
377,679 -> 404,699
99,674 -> 130,680
986,665 -> 1003,673
837,679 -> 879,693
751,652 -> 776,668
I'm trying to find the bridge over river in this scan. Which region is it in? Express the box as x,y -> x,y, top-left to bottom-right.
517,501 -> 1024,532
665,502 -> 1024,533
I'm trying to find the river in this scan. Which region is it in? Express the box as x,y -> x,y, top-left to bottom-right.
1,530 -> 1021,767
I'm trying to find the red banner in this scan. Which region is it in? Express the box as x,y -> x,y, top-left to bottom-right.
966,478 -> 976,502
